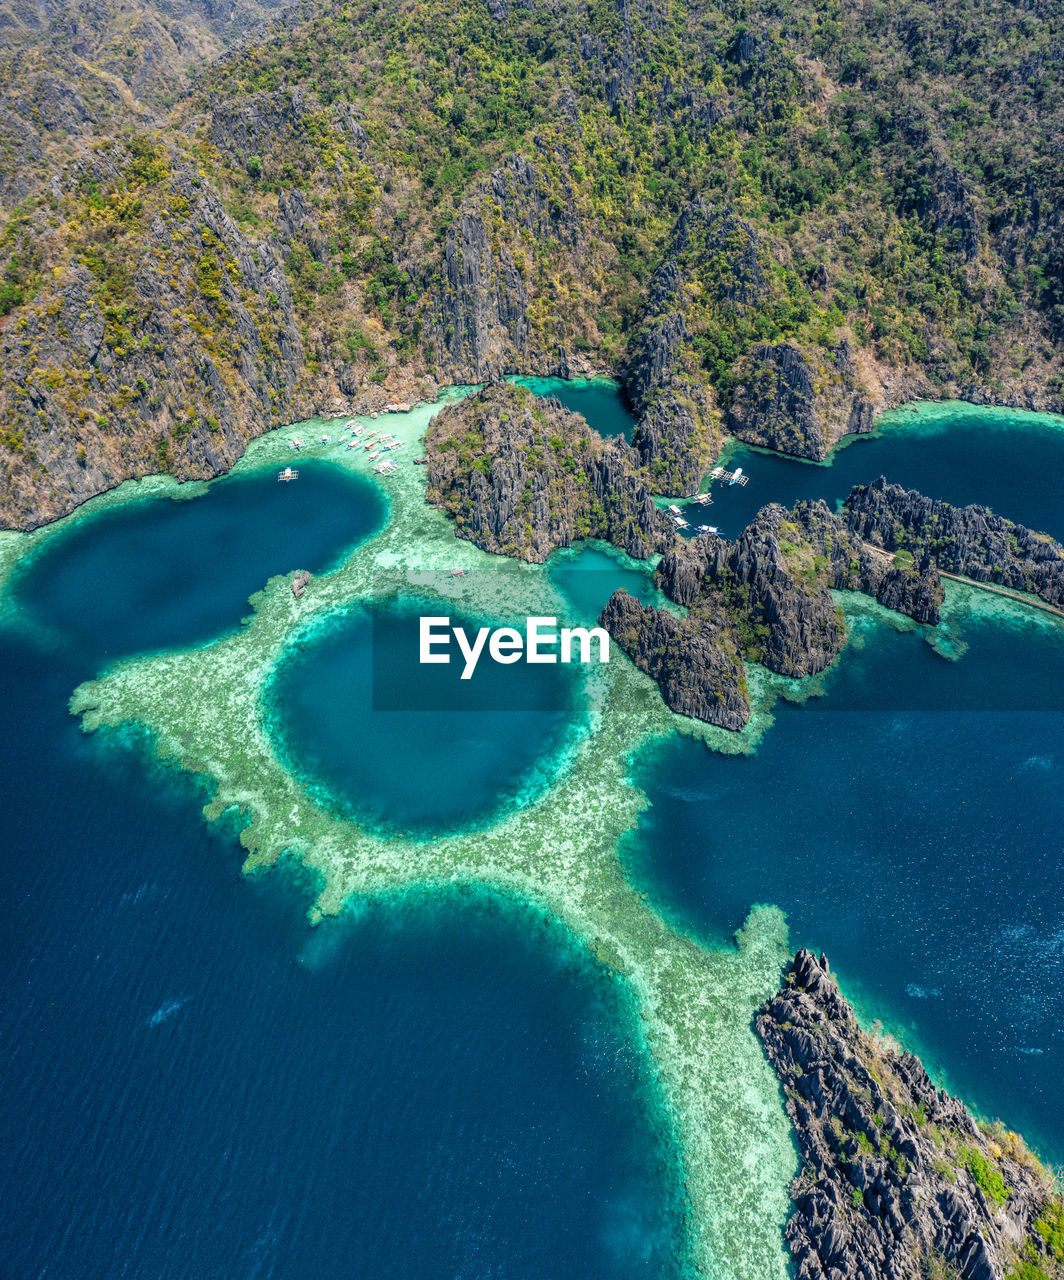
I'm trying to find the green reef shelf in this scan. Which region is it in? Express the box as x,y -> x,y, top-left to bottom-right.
56,400 -> 802,1280
4,392 -> 1062,1279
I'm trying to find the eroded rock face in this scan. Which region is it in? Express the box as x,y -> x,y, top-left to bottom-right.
844,477 -> 1064,608
423,154 -> 586,383
621,202 -> 760,493
726,341 -> 875,460
655,498 -> 942,676
602,474 -> 1064,731
426,400 -> 1052,734
599,590 -> 750,728
601,494 -> 944,729
0,160 -> 306,530
425,382 -> 671,562
757,951 -> 1059,1280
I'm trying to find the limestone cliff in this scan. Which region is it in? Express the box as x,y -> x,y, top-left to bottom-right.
598,590 -> 750,729
758,950 -> 1064,1280
600,496 -> 943,730
0,150 -> 309,530
726,340 -> 876,461
844,478 -> 1064,610
425,383 -> 672,563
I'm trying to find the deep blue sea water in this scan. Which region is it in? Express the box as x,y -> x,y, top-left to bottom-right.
626,612 -> 1064,1160
613,403 -> 1064,1164
6,398 -> 1064,1277
683,407 -> 1064,541
10,460 -> 386,663
0,466 -> 680,1279
266,598 -> 584,834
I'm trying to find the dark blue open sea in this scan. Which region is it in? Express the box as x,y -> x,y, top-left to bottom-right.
544,386 -> 1064,1161
617,404 -> 1064,1164
4,398 -> 1064,1277
1,462 -> 679,1279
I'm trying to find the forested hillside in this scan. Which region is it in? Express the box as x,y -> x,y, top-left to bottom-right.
2,0 -> 1063,525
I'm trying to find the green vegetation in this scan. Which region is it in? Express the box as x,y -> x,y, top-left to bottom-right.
3,0 -> 1064,520
1035,1201 -> 1064,1265
959,1144 -> 1009,1209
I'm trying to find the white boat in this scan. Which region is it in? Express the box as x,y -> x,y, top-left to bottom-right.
278,467 -> 298,483
728,467 -> 743,486
668,504 -> 682,515
697,525 -> 719,534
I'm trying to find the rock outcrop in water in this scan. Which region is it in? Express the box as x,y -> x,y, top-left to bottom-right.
598,590 -> 750,729
600,496 -> 943,728
843,477 -> 1064,609
758,950 -> 1064,1280
426,383 -> 672,562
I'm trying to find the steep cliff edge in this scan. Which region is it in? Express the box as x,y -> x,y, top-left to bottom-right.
600,496 -> 942,729
844,478 -> 1064,609
6,0 -> 1064,527
599,590 -> 750,729
0,145 -> 310,530
425,383 -> 672,563
600,475 -> 1064,730
726,340 -> 876,461
758,950 -> 1064,1280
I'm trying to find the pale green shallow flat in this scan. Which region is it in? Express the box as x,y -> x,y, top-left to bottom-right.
5,396 -> 1057,1278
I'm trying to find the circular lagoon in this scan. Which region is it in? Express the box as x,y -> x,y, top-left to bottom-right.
266,597 -> 586,835
12,460 -> 385,661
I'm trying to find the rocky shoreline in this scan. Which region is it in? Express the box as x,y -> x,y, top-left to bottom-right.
601,493 -> 944,728
603,479 -> 1064,730
426,383 -> 673,562
844,478 -> 1064,610
758,951 -> 1064,1280
423,383 -> 1064,731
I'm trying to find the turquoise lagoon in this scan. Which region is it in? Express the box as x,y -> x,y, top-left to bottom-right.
2,384 -> 1064,1280
265,596 -> 586,835
0,440 -> 680,1279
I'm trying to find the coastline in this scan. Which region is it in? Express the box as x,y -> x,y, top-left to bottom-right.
6,379 -> 1064,536
59,408 -> 800,1279
5,394 -> 1062,1276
